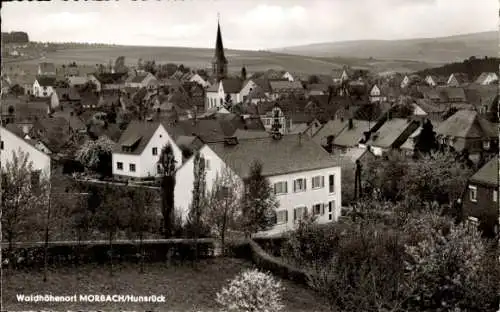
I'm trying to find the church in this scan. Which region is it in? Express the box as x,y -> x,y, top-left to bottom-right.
205,17 -> 245,111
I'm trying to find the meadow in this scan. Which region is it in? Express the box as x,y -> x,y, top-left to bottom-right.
2,258 -> 329,312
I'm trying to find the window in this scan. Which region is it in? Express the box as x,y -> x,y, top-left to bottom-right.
273,181 -> 288,195
293,178 -> 307,192
205,159 -> 210,170
0,141 -> 3,150
152,147 -> 158,155
313,203 -> 324,215
129,163 -> 136,172
466,216 -> 479,231
276,210 -> 288,224
312,176 -> 325,189
493,190 -> 498,202
469,185 -> 477,202
328,174 -> 335,193
30,170 -> 41,192
116,162 -> 123,170
265,119 -> 271,126
328,200 -> 335,220
293,206 -> 307,222
483,140 -> 490,150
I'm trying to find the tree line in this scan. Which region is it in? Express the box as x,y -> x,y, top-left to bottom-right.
416,56 -> 500,81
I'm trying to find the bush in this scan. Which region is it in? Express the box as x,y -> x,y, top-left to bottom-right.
216,268 -> 284,312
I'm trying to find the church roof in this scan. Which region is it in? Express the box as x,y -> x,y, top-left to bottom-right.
213,21 -> 228,64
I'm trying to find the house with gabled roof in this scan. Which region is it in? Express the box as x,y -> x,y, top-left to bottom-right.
333,119 -> 373,153
361,117 -> 420,156
239,78 -> 272,101
126,72 -> 158,89
435,110 -> 498,155
447,73 -> 469,87
33,76 -> 57,98
174,133 -> 343,231
463,155 -> 499,237
332,68 -> 349,84
269,80 -> 304,100
112,121 -> 183,179
205,78 -> 243,111
67,76 -> 88,88
312,118 -> 349,149
474,72 -> 498,86
368,84 -> 387,103
189,73 -> 211,88
38,62 -> 56,76
88,72 -> 128,92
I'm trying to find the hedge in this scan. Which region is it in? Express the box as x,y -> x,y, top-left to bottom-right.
252,237 -> 286,257
2,239 -> 215,269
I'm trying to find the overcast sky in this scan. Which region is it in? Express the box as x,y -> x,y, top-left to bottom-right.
2,0 -> 498,50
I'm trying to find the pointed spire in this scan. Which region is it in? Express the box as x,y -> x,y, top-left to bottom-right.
214,15 -> 227,64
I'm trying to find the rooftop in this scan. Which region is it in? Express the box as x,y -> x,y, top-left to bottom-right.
365,118 -> 416,148
333,119 -> 372,148
470,155 -> 498,187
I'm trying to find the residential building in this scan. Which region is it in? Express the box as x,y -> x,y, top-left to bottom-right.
88,72 -> 127,92
447,73 -> 469,87
239,78 -> 271,102
400,75 -> 411,88
442,87 -> 466,103
474,72 -> 498,85
205,78 -> 243,110
306,84 -> 329,97
312,118 -> 349,148
332,68 -> 349,84
400,120 -> 442,155
463,155 -> 499,237
33,76 -> 56,98
424,75 -> 438,87
112,121 -> 183,179
125,72 -> 158,89
174,134 -> 342,232
333,119 -> 372,153
369,84 -> 387,103
269,80 -> 304,100
282,71 -> 295,82
38,62 -> 56,76
435,110 -> 498,155
67,76 -> 88,88
212,19 -> 228,82
189,73 -> 211,88
361,118 -> 420,156
413,99 -> 448,122
1,125 -> 51,180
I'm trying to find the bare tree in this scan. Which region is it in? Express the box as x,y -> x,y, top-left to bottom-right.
203,166 -> 241,256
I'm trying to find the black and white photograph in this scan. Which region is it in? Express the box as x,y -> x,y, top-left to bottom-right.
1,0 -> 499,311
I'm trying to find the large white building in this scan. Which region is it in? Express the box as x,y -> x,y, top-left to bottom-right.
174,133 -> 342,232
1,125 -> 52,180
112,121 -> 183,178
33,76 -> 56,98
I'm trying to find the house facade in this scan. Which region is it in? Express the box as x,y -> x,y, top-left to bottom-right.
174,134 -> 342,232
475,72 -> 498,85
38,62 -> 56,76
369,84 -> 387,103
33,77 -> 56,98
1,126 -> 51,180
260,105 -> 290,134
189,74 -> 211,88
205,79 -> 242,110
112,122 -> 183,179
269,81 -> 304,100
126,72 -> 158,89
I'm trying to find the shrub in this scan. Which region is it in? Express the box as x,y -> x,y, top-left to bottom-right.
216,268 -> 284,312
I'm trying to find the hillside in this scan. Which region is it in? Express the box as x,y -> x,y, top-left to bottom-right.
415,56 -> 500,80
4,45 -> 434,75
272,31 -> 498,64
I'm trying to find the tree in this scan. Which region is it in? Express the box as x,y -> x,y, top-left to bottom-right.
308,75 -> 320,84
114,56 -> 128,73
241,66 -> 247,80
216,269 -> 284,312
187,152 -> 206,261
78,81 -> 97,94
203,166 -> 241,255
224,93 -> 233,109
1,150 -> 47,255
10,84 -> 25,96
143,60 -> 157,75
414,119 -> 438,155
157,143 -> 177,238
240,161 -> 278,237
54,80 -> 69,88
75,136 -> 115,177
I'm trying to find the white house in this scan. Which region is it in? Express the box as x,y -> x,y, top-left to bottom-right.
400,75 -> 410,88
282,71 -> 295,82
33,76 -> 56,98
189,73 -> 211,88
369,84 -> 387,103
260,105 -> 290,134
425,75 -> 437,87
174,134 -> 343,232
332,69 -> 349,84
1,126 -> 52,180
112,121 -> 183,179
125,72 -> 158,89
475,72 -> 498,85
205,78 -> 243,110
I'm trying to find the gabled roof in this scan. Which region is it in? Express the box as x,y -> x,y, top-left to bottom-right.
307,84 -> 329,92
114,121 -> 163,155
448,73 -> 469,84
333,119 -> 372,147
400,120 -> 442,151
67,76 -> 88,85
475,72 -> 498,85
469,155 -> 499,187
436,110 -> 497,139
365,118 -> 417,148
93,72 -> 127,84
415,99 -> 448,113
442,87 -> 466,101
342,147 -> 373,163
207,134 -> 340,179
39,62 -> 56,74
221,78 -> 243,94
130,73 -> 153,83
269,80 -> 303,91
36,76 -> 57,87
247,85 -> 267,100
232,129 -> 270,140
312,119 -> 348,142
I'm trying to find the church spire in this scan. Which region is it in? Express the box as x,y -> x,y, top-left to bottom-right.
212,13 -> 228,81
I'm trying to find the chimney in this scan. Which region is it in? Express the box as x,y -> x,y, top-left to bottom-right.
224,136 -> 238,146
348,118 -> 353,129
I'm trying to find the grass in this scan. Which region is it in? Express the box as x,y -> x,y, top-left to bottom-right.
2,258 -> 330,312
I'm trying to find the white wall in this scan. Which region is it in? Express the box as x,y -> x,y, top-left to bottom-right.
282,72 -> 294,82
33,80 -> 55,97
205,91 -> 221,110
112,124 -> 183,178
88,75 -> 102,92
190,74 -> 210,88
240,80 -> 257,99
1,127 -> 51,179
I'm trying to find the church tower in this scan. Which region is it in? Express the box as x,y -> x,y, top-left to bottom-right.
212,15 -> 228,82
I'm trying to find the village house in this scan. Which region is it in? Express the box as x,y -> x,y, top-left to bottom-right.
1,125 -> 52,181
368,84 -> 387,103
312,118 -> 349,149
306,84 -> 329,97
174,133 -> 343,232
332,119 -> 373,153
239,78 -> 271,102
112,121 -> 183,179
463,155 -> 499,237
400,120 -> 443,156
360,117 -> 420,156
463,85 -> 498,117
38,62 -> 56,76
332,68 -> 349,84
268,80 -> 304,100
67,76 -> 89,88
189,73 -> 211,88
88,72 -> 128,92
125,72 -> 158,89
412,99 -> 448,122
205,78 -> 243,110
435,110 -> 498,156
447,73 -> 469,87
33,76 -> 56,98
474,72 -> 498,85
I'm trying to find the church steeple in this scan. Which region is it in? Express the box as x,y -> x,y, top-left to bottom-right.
212,14 -> 228,82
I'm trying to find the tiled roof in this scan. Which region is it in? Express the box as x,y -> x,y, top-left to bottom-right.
68,76 -> 88,85
436,110 -> 497,139
232,129 -> 270,139
333,119 -> 372,147
449,73 -> 469,84
269,80 -> 303,92
307,84 -> 329,92
442,87 -> 466,101
36,76 -> 57,87
221,78 -> 243,94
39,62 -> 56,74
400,120 -> 442,151
114,121 -> 163,155
312,119 -> 349,145
475,72 -> 498,85
130,73 -> 152,83
342,147 -> 372,163
470,155 -> 499,187
415,99 -> 448,113
247,85 -> 267,100
207,134 -> 340,179
365,118 -> 417,148
93,72 -> 127,84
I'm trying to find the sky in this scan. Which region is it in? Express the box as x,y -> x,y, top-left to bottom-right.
2,0 -> 498,50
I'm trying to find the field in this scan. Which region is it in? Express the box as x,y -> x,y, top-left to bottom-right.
2,258 -> 329,312
3,45 -> 435,75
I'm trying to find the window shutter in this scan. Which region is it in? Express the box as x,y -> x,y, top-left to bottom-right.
285,181 -> 288,193
321,204 -> 325,215
285,210 -> 288,223
293,180 -> 296,192
293,208 -> 297,220
304,179 -> 307,190
321,176 -> 325,188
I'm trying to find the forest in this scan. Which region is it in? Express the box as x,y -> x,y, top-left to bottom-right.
417,56 -> 500,80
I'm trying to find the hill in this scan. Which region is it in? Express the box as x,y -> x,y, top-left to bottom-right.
5,45 -> 434,75
272,31 -> 498,64
415,56 -> 500,80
